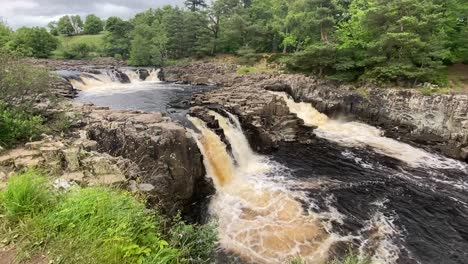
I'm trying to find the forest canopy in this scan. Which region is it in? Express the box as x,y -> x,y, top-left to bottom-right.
0,0 -> 466,85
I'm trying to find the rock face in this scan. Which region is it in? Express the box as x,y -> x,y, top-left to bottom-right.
0,135 -> 137,189
266,75 -> 468,161
165,63 -> 468,161
76,105 -> 212,215
189,85 -> 314,153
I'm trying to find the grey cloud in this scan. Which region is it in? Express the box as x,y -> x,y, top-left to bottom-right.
0,0 -> 185,29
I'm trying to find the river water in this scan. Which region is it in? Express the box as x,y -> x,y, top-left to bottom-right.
67,71 -> 468,264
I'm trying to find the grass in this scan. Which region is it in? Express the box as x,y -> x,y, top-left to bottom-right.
0,170 -> 217,264
0,170 -> 53,220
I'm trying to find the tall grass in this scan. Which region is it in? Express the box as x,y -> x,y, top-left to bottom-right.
0,170 -> 53,220
0,171 -> 217,264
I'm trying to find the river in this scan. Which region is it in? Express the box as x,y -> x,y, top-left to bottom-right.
66,69 -> 468,264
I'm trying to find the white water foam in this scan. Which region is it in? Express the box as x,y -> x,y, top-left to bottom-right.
271,91 -> 468,171
188,113 -> 407,263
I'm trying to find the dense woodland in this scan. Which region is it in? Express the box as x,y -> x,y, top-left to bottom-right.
0,0 -> 467,85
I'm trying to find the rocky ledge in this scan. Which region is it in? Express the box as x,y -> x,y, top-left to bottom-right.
0,103 -> 212,217
164,63 -> 468,161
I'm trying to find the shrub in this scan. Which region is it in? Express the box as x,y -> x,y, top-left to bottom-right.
0,106 -> 44,148
0,51 -> 52,108
62,43 -> 95,59
7,27 -> 58,58
236,47 -> 262,66
169,216 -> 217,263
0,170 -> 53,220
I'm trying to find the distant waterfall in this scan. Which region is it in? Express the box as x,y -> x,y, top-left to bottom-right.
66,68 -> 161,91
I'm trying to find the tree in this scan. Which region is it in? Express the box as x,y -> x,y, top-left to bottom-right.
129,24 -> 168,66
8,27 -> 58,58
56,15 -> 83,35
0,22 -> 12,48
338,0 -> 453,85
103,17 -> 133,59
57,16 -> 75,36
184,0 -> 207,12
84,14 -> 104,35
47,21 -> 59,36
71,15 -> 84,34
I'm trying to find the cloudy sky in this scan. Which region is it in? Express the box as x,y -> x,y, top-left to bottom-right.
0,0 -> 185,29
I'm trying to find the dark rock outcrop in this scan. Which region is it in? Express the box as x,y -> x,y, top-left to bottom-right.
75,105 -> 213,215
189,84 -> 315,154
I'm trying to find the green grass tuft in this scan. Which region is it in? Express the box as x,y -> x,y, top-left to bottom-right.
0,170 -> 53,220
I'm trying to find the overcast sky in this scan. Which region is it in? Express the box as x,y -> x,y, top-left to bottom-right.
0,0 -> 185,29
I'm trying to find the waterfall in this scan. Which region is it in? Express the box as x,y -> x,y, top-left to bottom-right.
189,114 -> 348,264
210,111 -> 270,174
146,69 -> 162,82
271,92 -> 467,170
67,68 -> 161,91
188,116 -> 235,187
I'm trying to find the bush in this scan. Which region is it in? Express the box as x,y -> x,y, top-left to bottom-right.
235,47 -> 262,66
169,216 -> 217,263
0,170 -> 53,220
0,51 -> 52,107
62,43 -> 95,59
8,27 -> 58,58
0,106 -> 44,148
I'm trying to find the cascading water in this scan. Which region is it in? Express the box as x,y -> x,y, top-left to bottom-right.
270,92 -> 468,172
189,107 -> 468,264
68,68 -> 161,91
188,114 -> 385,264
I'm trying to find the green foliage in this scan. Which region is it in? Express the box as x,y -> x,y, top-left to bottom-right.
57,16 -> 75,36
283,43 -> 338,76
8,27 -> 58,58
0,106 -> 44,148
0,51 -> 52,107
329,251 -> 371,264
104,17 -> 133,59
43,187 -> 179,264
0,52 -> 56,148
235,46 -> 262,65
169,216 -> 217,263
53,34 -> 104,59
336,0 -> 455,85
84,14 -> 104,35
0,173 -> 218,264
0,170 -> 53,220
0,22 -> 12,48
62,43 -> 95,59
56,15 -> 83,36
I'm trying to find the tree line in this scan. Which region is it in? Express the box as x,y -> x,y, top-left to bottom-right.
116,0 -> 468,85
0,0 -> 466,85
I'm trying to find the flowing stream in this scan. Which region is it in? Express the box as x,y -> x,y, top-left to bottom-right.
67,71 -> 468,264
188,95 -> 468,264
